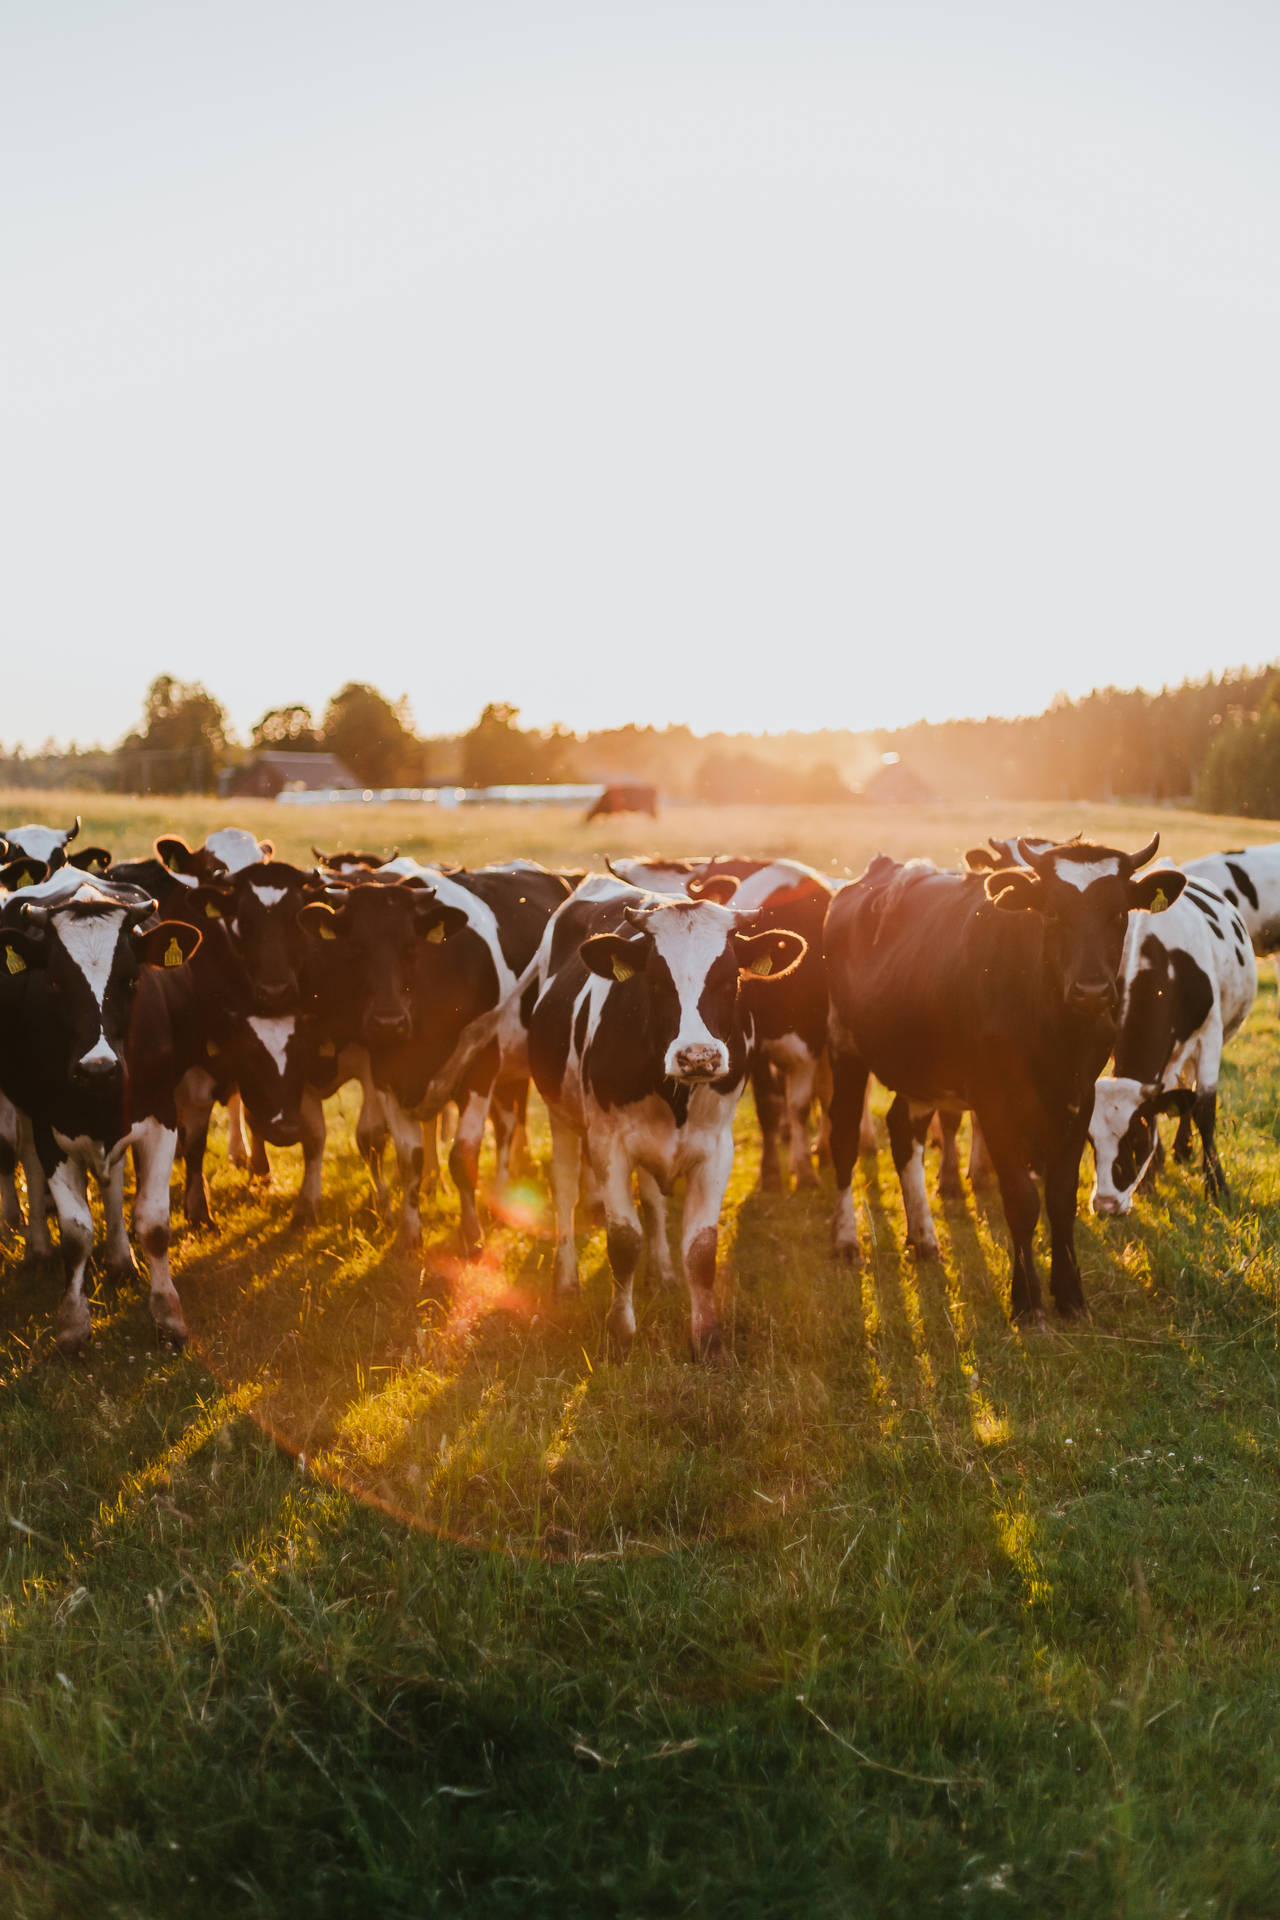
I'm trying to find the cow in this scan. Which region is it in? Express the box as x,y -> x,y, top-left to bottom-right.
1089,870 -> 1257,1213
1179,844 -> 1280,954
527,877 -> 807,1359
824,835 -> 1185,1323
0,816 -> 112,876
311,846 -> 398,874
155,827 -> 274,880
0,869 -> 202,1352
585,784 -> 659,821
609,854 -> 839,1188
301,858 -> 575,1248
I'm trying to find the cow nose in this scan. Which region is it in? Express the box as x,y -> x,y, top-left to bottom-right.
367,1011 -> 411,1042
670,1045 -> 725,1080
74,1053 -> 121,1083
1069,981 -> 1117,1015
1091,1192 -> 1125,1217
255,982 -> 295,1013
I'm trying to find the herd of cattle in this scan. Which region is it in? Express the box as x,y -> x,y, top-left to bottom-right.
0,814 -> 1274,1361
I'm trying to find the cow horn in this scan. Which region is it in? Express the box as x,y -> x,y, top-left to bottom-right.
65,815 -> 81,846
621,906 -> 655,928
688,873 -> 740,904
19,901 -> 50,926
1127,833 -> 1160,872
1015,837 -> 1050,871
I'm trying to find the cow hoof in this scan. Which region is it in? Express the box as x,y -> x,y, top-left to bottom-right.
103,1259 -> 138,1287
152,1311 -> 190,1348
937,1174 -> 964,1202
603,1315 -> 634,1361
908,1237 -> 941,1262
756,1168 -> 784,1195
692,1328 -> 730,1366
1055,1301 -> 1092,1324
55,1318 -> 92,1357
832,1238 -> 863,1266
291,1198 -> 319,1229
793,1164 -> 821,1192
1012,1307 -> 1049,1331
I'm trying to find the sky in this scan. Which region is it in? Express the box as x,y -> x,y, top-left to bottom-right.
4,1 -> 1279,750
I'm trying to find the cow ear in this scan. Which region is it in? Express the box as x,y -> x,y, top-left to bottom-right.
985,868 -> 1042,912
733,929 -> 808,980
193,883 -> 234,922
688,873 -> 740,905
156,835 -> 196,874
1129,869 -> 1187,914
964,846 -> 999,872
581,933 -> 648,983
259,840 -> 275,860
67,845 -> 112,874
298,900 -> 345,940
0,930 -> 44,977
137,921 -> 202,969
413,900 -> 468,945
0,856 -> 49,891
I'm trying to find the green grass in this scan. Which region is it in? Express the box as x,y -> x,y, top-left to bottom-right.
3,799 -> 1280,1916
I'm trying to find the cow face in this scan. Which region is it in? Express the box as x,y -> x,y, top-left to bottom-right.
581,900 -> 807,1083
985,837 -> 1187,1021
219,862 -> 314,1014
0,816 -> 81,869
1090,1077 -> 1196,1214
299,884 -> 469,1049
1,886 -> 200,1086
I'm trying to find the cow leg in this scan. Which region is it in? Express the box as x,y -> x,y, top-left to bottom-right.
133,1118 -> 188,1346
450,1084 -> 492,1257
980,1118 -> 1044,1324
246,1123 -> 271,1184
935,1110 -> 964,1200
967,1117 -> 996,1190
751,1055 -> 786,1192
887,1096 -> 941,1259
785,1053 -> 820,1190
175,1068 -> 217,1229
292,1086 -> 327,1225
829,1048 -> 871,1262
420,1110 -> 442,1198
19,1122 -> 53,1259
0,1093 -> 23,1230
102,1154 -> 136,1283
858,1082 -> 878,1158
49,1155 -> 96,1355
350,1050 -> 388,1201
226,1090 -> 250,1170
636,1169 -> 676,1289
600,1149 -> 644,1360
385,1094 -> 425,1245
1045,1127 -> 1090,1319
1193,1087 -> 1228,1199
1171,1109 -> 1195,1164
548,1117 -> 582,1295
681,1132 -> 735,1362
491,1076 -> 531,1188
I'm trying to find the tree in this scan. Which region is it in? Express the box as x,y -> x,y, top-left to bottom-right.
461,704 -> 577,787
320,683 -> 418,786
251,704 -> 319,751
116,675 -> 230,793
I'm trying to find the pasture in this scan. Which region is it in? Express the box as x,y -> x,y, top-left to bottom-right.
3,792 -> 1280,1918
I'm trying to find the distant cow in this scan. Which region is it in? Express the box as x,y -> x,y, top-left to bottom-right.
528,877 -> 806,1359
825,835 -> 1185,1323
585,785 -> 658,822
0,816 -> 112,876
1090,870 -> 1257,1213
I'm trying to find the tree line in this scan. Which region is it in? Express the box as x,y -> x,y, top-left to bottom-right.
1,665 -> 1277,816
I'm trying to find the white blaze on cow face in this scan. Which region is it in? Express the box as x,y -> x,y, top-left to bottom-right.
50,903 -> 127,1071
645,904 -> 739,1082
250,884 -> 287,909
247,1016 -> 293,1079
1051,855 -> 1126,892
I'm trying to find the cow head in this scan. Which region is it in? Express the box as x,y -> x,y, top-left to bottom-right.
218,861 -> 314,1014
1,881 -> 200,1086
0,816 -> 81,870
983,836 -> 1187,1022
1090,1077 -> 1197,1214
580,898 -> 807,1082
298,882 -> 469,1049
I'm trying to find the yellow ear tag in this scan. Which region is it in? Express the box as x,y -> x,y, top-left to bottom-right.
426,921 -> 446,944
206,1038 -> 219,1058
164,936 -> 184,967
748,953 -> 773,976
611,954 -> 635,983
205,901 -> 222,920
318,922 -> 337,941
1150,888 -> 1170,913
16,869 -> 32,889
5,946 -> 26,975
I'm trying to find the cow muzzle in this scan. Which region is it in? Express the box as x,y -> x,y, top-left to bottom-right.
667,1043 -> 729,1082
73,1049 -> 121,1084
1068,980 -> 1118,1017
1091,1191 -> 1130,1218
365,1010 -> 412,1044
253,982 -> 297,1014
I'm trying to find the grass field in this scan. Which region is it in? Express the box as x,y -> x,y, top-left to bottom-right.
3,793 -> 1280,1917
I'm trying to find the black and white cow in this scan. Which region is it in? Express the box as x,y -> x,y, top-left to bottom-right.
1089,869 -> 1257,1213
0,816 -> 113,877
301,858 -> 575,1248
528,877 -> 806,1359
1181,844 -> 1280,954
0,869 -> 202,1352
608,854 -> 849,1187
825,835 -> 1185,1323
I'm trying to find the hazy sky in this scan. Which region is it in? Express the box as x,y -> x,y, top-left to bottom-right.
4,1 -> 1278,749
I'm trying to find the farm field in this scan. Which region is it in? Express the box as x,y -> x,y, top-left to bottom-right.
3,793 -> 1280,1917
